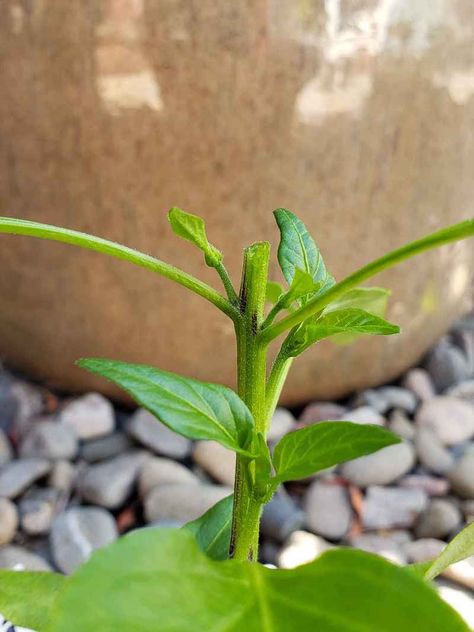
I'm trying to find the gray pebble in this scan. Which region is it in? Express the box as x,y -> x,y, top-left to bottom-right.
0,459 -> 51,499
193,441 -> 235,486
0,498 -> 18,545
415,428 -> 455,474
0,430 -> 12,466
19,488 -> 59,535
10,382 -> 44,438
388,410 -> 415,440
445,380 -> 474,406
0,545 -> 52,571
416,396 -> 474,446
299,402 -> 347,425
362,486 -> 428,529
399,474 -> 450,497
349,533 -> 409,564
48,460 -> 76,494
304,481 -> 352,540
352,389 -> 388,414
60,393 -> 115,440
448,450 -> 474,499
144,483 -> 231,523
127,408 -> 191,459
415,499 -> 462,539
50,506 -> 118,574
267,408 -> 295,443
424,338 -> 471,391
20,420 -> 78,460
403,537 -> 445,563
341,441 -> 415,487
343,406 -> 385,426
403,368 -> 436,401
80,432 -> 133,463
261,492 -> 305,541
138,457 -> 199,498
377,386 -> 418,414
278,531 -> 333,569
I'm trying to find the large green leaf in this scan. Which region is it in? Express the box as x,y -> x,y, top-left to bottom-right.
183,495 -> 233,561
0,570 -> 65,631
424,523 -> 474,582
168,207 -> 222,267
47,529 -> 467,631
285,308 -> 399,356
272,421 -> 401,483
78,359 -> 256,455
274,209 -> 334,289
324,287 -> 390,316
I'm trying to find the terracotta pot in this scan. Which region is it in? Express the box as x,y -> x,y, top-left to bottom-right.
0,1 -> 473,404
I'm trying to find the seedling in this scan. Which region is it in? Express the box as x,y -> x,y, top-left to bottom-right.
0,210 -> 473,631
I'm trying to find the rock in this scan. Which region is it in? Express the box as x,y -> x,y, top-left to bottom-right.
19,488 -> 59,535
461,500 -> 474,522
0,458 -> 51,498
50,506 -> 118,574
299,402 -> 347,425
267,408 -> 295,442
424,338 -> 471,391
437,579 -> 474,630
0,372 -> 18,433
193,441 -> 235,486
0,498 -> 18,545
349,533 -> 408,564
10,381 -> 44,437
278,531 -> 333,569
0,430 -> 12,466
416,396 -> 474,446
343,406 -> 385,426
80,432 -> 133,462
445,380 -> 474,406
144,483 -> 231,523
48,460 -> 76,494
403,368 -> 436,401
341,442 -> 415,487
304,482 -> 352,540
127,408 -> 191,459
78,451 -> 149,509
138,457 -> 199,498
415,428 -> 455,474
60,393 -> 115,440
443,557 -> 474,590
403,538 -> 445,563
260,492 -> 305,541
376,386 -> 418,414
388,410 -> 415,440
448,450 -> 474,498
20,420 -> 78,460
362,486 -> 428,529
0,545 -> 52,571
415,499 -> 462,539
399,474 -> 450,496
352,389 -> 388,413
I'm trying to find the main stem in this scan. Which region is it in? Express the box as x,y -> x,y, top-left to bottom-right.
230,242 -> 270,562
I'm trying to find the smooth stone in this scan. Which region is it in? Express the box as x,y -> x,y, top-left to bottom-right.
362,486 -> 428,529
424,338 -> 471,391
437,579 -> 474,629
80,432 -> 133,463
399,474 -> 450,497
0,372 -> 18,433
415,499 -> 462,539
341,441 -> 415,487
277,531 -> 333,569
127,408 -> 191,459
20,420 -> 78,460
415,428 -> 455,474
0,498 -> 18,545
19,488 -> 59,536
60,393 -> 115,440
299,402 -> 347,425
144,483 -> 231,523
267,408 -> 295,443
388,410 -> 415,440
0,430 -> 12,466
138,457 -> 199,498
343,406 -> 385,426
0,545 -> 52,571
402,368 -> 436,401
442,557 -> 474,590
461,500 -> 474,522
352,389 -> 388,414
416,396 -> 474,446
193,441 -> 235,486
261,492 -> 305,542
376,386 -> 418,414
78,451 -> 149,509
304,482 -> 352,540
50,506 -> 118,574
445,380 -> 474,406
10,381 -> 44,438
48,460 -> 76,494
403,538 -> 445,563
349,533 -> 408,565
0,458 -> 51,498
448,451 -> 474,499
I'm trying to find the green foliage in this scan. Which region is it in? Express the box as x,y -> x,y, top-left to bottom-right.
324,286 -> 390,316
424,523 -> 474,582
265,280 -> 284,304
183,495 -> 234,561
168,207 -> 222,267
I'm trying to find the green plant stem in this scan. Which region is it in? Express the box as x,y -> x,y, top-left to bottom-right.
214,261 -> 239,305
265,351 -> 293,426
0,217 -> 238,320
259,218 -> 474,344
230,242 -> 270,562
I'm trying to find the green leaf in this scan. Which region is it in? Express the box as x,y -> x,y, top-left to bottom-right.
272,421 -> 401,483
285,308 -> 400,357
0,570 -> 65,630
406,561 -> 434,580
252,433 -> 273,499
78,358 -> 256,455
183,495 -> 233,561
281,268 -> 322,307
48,529 -> 468,631
168,207 -> 222,267
266,281 -> 284,304
424,523 -> 474,582
274,209 -> 334,288
324,286 -> 390,317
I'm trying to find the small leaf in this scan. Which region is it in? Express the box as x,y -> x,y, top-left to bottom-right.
281,268 -> 322,307
252,433 -> 273,499
78,359 -> 256,455
272,421 -> 401,483
324,286 -> 390,317
274,208 -> 334,288
0,570 -> 65,630
184,495 -> 233,561
285,308 -> 400,357
50,528 -> 468,631
266,281 -> 284,304
168,207 -> 222,267
424,523 -> 474,582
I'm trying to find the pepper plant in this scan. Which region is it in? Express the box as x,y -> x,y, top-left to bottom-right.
0,210 -> 473,631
